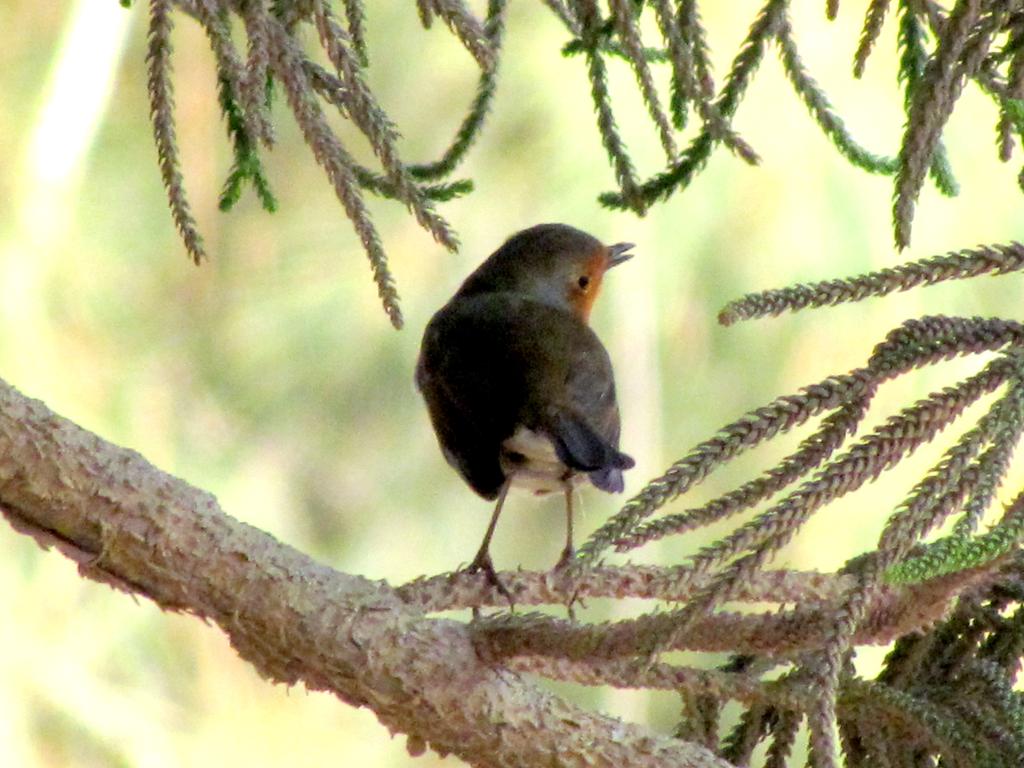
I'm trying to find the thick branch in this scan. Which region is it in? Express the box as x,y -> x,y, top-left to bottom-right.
0,377 -> 728,768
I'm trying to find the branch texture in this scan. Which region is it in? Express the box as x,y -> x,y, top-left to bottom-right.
0,377 -> 731,768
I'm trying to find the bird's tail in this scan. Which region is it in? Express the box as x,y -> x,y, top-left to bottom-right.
588,450 -> 634,493
549,411 -> 635,493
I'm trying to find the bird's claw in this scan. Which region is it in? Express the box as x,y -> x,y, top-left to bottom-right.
552,549 -> 583,620
466,552 -> 514,606
554,545 -> 575,571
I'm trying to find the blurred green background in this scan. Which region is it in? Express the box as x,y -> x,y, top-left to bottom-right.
2,1 -> 1024,766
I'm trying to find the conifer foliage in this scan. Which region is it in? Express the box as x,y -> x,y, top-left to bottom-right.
132,2 -> 1024,765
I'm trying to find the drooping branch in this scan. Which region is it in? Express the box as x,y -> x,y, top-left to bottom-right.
131,0 -> 1024,327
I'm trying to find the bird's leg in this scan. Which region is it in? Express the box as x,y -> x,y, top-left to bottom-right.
467,477 -> 512,601
555,483 -> 575,569
555,482 -> 582,621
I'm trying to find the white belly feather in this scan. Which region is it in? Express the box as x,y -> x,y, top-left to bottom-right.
500,426 -> 585,495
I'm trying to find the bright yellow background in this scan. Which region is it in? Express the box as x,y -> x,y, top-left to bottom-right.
2,1 -> 1023,766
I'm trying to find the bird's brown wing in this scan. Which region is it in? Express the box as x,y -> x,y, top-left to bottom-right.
417,294 -> 633,497
416,294 -> 532,499
542,317 -> 634,492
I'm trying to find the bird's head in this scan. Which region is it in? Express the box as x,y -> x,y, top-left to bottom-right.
455,223 -> 634,321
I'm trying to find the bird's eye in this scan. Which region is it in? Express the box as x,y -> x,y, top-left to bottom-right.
577,275 -> 590,290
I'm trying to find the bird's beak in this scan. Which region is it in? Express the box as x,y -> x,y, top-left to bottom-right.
607,242 -> 635,268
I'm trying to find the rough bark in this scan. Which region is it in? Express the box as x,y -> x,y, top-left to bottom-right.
0,377 -> 730,768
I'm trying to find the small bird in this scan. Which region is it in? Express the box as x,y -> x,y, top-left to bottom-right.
416,223 -> 635,588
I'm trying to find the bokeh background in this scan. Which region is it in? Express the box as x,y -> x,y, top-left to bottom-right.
2,1 -> 1024,766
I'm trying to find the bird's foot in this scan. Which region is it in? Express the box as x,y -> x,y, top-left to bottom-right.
552,547 -> 583,620
554,545 -> 575,571
465,551 -> 513,606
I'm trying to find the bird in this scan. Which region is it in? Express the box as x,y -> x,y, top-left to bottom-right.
416,223 -> 635,590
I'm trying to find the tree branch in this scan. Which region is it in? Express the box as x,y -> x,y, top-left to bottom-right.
0,377 -> 731,768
